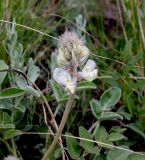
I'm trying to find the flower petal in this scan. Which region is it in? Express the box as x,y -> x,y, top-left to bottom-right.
53,68 -> 77,94
83,59 -> 96,72
53,68 -> 71,86
79,69 -> 98,81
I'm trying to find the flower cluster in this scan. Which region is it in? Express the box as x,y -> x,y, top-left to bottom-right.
53,31 -> 98,94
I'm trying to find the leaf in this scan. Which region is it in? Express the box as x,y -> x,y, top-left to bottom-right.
0,87 -> 24,99
126,154 -> 145,160
0,60 -> 8,85
17,76 -> 40,97
25,86 -> 40,97
0,112 -> 15,128
79,126 -> 95,153
4,129 -> 22,140
90,99 -> 101,119
107,146 -> 131,160
54,147 -> 61,159
66,132 -> 81,159
14,105 -> 26,113
95,125 -> 107,142
77,81 -> 96,90
101,87 -> 121,110
0,99 -> 13,110
107,133 -> 126,142
110,126 -> 127,133
126,123 -> 145,139
50,80 -> 63,102
27,65 -> 40,82
17,75 -> 28,89
99,112 -> 123,121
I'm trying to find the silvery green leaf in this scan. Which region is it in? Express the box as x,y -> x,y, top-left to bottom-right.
0,60 -> 8,85
27,65 -> 40,82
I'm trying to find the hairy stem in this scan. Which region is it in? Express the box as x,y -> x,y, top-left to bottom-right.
42,93 -> 75,160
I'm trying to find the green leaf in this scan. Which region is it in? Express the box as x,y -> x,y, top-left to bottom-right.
0,87 -> 24,99
90,99 -> 101,119
79,126 -> 95,153
0,99 -> 13,110
110,126 -> 127,133
101,87 -> 121,110
126,123 -> 145,139
107,133 -> 126,142
17,76 -> 40,97
94,125 -> 113,149
77,81 -> 96,90
0,60 -> 8,85
54,147 -> 61,159
4,129 -> 22,140
27,65 -> 40,82
127,154 -> 145,160
50,80 -> 63,102
99,112 -> 123,121
107,146 -> 131,160
25,86 -> 40,97
17,75 -> 28,89
0,112 -> 15,128
95,125 -> 107,142
66,132 -> 81,159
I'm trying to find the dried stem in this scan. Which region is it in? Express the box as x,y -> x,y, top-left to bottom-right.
42,93 -> 75,160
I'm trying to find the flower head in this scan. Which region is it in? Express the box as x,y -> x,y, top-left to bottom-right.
57,31 -> 90,70
78,59 -> 98,81
53,31 -> 98,94
4,156 -> 19,160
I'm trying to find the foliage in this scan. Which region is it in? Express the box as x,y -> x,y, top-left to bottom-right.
0,0 -> 145,159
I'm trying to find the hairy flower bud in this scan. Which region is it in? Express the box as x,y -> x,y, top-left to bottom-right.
57,31 -> 90,70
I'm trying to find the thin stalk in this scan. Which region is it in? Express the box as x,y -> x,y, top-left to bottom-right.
0,138 -> 14,155
11,139 -> 17,156
42,93 -> 75,160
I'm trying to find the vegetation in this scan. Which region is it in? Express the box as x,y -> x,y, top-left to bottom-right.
0,0 -> 145,159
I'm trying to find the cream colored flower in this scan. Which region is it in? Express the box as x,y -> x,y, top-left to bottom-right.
78,59 -> 98,81
4,156 -> 20,160
57,31 -> 90,70
53,68 -> 77,94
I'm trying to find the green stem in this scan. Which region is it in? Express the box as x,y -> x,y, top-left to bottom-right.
42,93 -> 75,160
0,138 -> 14,155
11,138 -> 17,156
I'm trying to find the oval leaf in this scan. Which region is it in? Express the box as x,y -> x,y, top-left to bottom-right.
107,133 -> 126,142
90,99 -> 101,119
101,87 -> 121,110
4,129 -> 22,140
99,112 -> 123,121
66,132 -> 81,159
77,81 -> 96,90
0,87 -> 24,99
79,126 -> 95,153
0,60 -> 8,85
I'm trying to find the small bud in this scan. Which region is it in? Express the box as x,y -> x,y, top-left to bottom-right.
57,31 -> 90,70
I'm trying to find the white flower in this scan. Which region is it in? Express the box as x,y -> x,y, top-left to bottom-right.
4,156 -> 19,160
78,59 -> 98,81
53,68 -> 77,94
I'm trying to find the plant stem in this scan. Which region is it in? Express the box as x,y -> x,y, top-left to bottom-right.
0,138 -> 14,155
42,93 -> 75,160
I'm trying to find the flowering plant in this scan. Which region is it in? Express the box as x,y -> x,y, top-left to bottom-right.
53,31 -> 98,94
